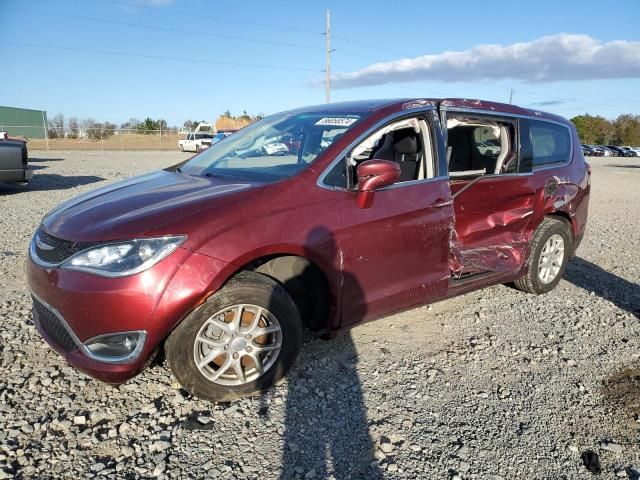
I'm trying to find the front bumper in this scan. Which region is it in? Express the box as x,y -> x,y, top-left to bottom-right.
26,246 -> 233,384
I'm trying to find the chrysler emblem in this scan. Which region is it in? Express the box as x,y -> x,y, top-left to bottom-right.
35,234 -> 55,251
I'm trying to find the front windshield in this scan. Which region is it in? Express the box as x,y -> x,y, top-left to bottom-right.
180,111 -> 362,182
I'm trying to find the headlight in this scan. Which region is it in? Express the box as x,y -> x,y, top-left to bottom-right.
62,236 -> 186,277
83,331 -> 146,363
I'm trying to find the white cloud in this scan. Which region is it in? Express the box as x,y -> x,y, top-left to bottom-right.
332,34 -> 640,89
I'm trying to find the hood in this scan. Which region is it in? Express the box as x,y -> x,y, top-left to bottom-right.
42,170 -> 264,242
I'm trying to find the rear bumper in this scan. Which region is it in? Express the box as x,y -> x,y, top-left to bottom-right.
26,246 -> 233,384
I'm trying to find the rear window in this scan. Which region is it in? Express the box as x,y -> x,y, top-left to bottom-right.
528,120 -> 571,166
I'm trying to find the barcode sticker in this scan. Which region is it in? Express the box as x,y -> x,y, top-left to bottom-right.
315,117 -> 358,127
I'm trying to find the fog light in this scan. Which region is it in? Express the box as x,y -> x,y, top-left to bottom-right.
83,331 -> 146,363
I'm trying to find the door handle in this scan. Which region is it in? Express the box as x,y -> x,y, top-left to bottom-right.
432,199 -> 453,208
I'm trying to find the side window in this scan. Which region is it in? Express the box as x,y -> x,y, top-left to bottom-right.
473,127 -> 501,158
346,117 -> 435,188
447,115 -> 516,176
528,120 -> 571,167
323,159 -> 347,188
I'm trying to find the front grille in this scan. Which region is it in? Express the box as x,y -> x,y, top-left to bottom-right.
34,229 -> 95,264
32,296 -> 78,353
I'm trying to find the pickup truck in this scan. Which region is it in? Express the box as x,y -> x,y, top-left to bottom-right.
178,132 -> 215,153
0,132 -> 32,184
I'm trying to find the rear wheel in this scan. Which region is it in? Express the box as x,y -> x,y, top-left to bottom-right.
514,217 -> 572,294
166,271 -> 302,401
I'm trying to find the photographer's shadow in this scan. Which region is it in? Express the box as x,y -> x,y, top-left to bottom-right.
565,256 -> 640,319
275,227 -> 382,479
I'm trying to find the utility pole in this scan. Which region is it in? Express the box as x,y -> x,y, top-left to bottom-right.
509,88 -> 515,104
325,9 -> 331,103
42,110 -> 49,151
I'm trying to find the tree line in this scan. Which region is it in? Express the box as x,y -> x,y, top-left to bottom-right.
569,114 -> 639,146
47,111 -> 639,145
46,110 -> 265,140
47,115 -> 177,140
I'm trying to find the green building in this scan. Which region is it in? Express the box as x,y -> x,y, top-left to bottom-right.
0,106 -> 48,139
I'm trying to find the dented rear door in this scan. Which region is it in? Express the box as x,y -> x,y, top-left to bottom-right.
449,174 -> 537,274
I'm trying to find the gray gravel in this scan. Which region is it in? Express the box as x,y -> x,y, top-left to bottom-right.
1,151 -> 639,479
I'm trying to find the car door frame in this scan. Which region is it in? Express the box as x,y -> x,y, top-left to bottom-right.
440,106 -> 547,278
316,106 -> 455,326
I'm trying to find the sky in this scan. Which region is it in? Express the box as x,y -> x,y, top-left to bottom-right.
1,0 -> 639,127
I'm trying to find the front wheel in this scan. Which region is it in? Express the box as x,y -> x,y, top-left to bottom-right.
514,217 -> 572,294
165,271 -> 302,402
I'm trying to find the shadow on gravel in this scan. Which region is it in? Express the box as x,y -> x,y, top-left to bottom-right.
602,367 -> 640,423
565,257 -> 640,319
605,164 -> 640,169
28,157 -> 65,162
277,227 -> 382,480
0,174 -> 105,194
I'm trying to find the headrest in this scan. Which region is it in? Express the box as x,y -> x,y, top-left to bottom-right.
393,130 -> 419,154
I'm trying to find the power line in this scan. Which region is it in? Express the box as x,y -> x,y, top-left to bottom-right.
6,7 -> 325,51
92,0 -> 324,35
5,41 -> 322,72
332,34 -> 412,58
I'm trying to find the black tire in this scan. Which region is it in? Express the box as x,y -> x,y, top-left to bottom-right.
514,217 -> 572,294
179,144 -> 184,152
165,271 -> 302,402
255,256 -> 329,331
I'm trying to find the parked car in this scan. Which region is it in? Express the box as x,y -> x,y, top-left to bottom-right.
178,132 -> 214,152
581,144 -> 596,156
605,145 -> 626,157
620,146 -> 639,157
27,98 -> 590,401
0,132 -> 32,184
597,146 -> 615,156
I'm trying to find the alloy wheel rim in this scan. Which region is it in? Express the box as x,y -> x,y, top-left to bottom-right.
193,304 -> 282,386
538,234 -> 565,284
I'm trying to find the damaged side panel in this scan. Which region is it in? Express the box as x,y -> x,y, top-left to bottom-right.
448,175 -> 537,277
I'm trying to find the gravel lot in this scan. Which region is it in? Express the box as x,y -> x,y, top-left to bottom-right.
1,151 -> 639,479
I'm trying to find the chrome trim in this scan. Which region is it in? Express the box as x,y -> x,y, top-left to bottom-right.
316,106 -> 438,191
31,291 -> 147,364
29,232 -> 93,269
29,239 -> 61,268
83,331 -> 147,364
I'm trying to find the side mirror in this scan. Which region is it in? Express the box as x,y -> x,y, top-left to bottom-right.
355,159 -> 401,209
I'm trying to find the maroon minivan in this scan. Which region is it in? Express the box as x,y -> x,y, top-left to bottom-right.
27,99 -> 590,401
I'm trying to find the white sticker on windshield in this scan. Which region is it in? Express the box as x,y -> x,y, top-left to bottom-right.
315,117 -> 358,127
